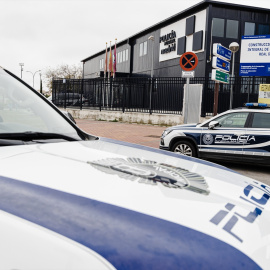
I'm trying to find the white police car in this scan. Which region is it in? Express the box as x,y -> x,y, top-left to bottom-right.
0,66 -> 270,269
160,104 -> 270,165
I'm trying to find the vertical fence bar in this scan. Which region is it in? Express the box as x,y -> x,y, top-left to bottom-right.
122,79 -> 125,113
64,79 -> 67,109
99,79 -> 102,112
149,78 -> 153,114
80,79 -> 83,110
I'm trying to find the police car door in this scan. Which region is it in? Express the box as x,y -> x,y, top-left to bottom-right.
199,112 -> 250,161
243,111 -> 270,163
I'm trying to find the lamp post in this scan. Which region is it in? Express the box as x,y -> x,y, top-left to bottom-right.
19,63 -> 24,79
26,69 -> 41,89
229,42 -> 239,110
148,35 -> 154,78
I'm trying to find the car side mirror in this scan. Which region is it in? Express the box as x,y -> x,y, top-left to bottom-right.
208,121 -> 219,130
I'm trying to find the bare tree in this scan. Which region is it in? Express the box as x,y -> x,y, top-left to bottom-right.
44,63 -> 83,91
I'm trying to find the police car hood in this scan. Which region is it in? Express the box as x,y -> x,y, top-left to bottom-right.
0,138 -> 269,269
168,123 -> 198,130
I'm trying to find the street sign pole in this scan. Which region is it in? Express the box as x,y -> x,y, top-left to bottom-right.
183,77 -> 190,124
213,82 -> 219,116
180,52 -> 198,124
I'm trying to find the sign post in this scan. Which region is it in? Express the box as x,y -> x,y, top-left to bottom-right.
180,52 -> 198,124
212,43 -> 231,115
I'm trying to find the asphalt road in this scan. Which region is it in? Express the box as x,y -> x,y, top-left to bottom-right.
76,119 -> 269,185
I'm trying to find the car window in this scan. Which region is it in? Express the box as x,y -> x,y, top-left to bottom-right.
0,68 -> 82,139
213,112 -> 249,128
251,112 -> 270,128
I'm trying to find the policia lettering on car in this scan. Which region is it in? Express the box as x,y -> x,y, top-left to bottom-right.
214,135 -> 256,144
210,181 -> 270,243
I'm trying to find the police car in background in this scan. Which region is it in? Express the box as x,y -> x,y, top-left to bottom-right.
0,66 -> 270,269
160,103 -> 270,165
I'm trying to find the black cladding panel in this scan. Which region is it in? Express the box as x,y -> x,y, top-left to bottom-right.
186,15 -> 195,36
192,30 -> 203,51
177,36 -> 186,55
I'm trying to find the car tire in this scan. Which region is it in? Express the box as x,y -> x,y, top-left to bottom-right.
171,140 -> 197,157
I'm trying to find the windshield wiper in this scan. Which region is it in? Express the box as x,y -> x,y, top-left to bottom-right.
0,132 -> 79,143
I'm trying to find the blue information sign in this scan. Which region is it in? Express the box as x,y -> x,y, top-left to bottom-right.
239,35 -> 270,76
240,63 -> 270,76
213,43 -> 232,61
212,56 -> 230,73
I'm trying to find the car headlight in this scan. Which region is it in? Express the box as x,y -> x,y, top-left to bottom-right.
162,129 -> 173,138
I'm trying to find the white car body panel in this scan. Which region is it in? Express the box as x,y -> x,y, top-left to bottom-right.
0,139 -> 269,269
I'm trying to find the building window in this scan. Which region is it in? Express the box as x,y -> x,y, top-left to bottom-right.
125,49 -> 129,61
116,49 -> 129,63
139,43 -> 144,56
258,24 -> 270,35
123,50 -> 126,62
143,41 -> 147,55
139,42 -> 147,56
226,20 -> 239,38
99,59 -> 104,70
119,52 -> 123,63
244,22 -> 255,36
212,18 -> 225,37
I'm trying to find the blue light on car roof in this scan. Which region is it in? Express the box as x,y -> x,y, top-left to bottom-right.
245,103 -> 270,108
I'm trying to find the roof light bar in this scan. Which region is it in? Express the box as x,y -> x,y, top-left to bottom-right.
245,103 -> 270,108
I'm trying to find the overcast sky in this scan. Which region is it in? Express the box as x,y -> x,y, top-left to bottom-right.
1,0 -> 270,90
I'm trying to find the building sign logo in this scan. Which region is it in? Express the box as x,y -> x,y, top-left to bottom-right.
89,157 -> 209,195
160,30 -> 176,54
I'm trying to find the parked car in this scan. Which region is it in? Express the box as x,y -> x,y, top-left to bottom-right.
51,91 -> 88,106
0,67 -> 270,269
160,104 -> 270,165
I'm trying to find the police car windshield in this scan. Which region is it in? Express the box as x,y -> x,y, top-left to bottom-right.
0,68 -> 83,140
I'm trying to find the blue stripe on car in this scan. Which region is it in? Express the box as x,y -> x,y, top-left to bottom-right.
0,175 -> 260,270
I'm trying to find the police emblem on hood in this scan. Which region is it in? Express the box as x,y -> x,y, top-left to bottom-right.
88,158 -> 209,195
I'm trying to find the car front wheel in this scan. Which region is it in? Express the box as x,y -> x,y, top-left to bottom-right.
172,140 -> 197,157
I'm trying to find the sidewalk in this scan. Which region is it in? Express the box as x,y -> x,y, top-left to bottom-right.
76,119 -> 165,148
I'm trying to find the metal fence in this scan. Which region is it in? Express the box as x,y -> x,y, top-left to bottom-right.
203,76 -> 270,116
52,76 -> 270,116
53,77 -> 189,114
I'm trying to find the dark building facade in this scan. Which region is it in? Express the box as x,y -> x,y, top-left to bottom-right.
82,0 -> 270,80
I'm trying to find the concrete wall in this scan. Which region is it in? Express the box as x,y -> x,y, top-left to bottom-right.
62,108 -> 210,126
